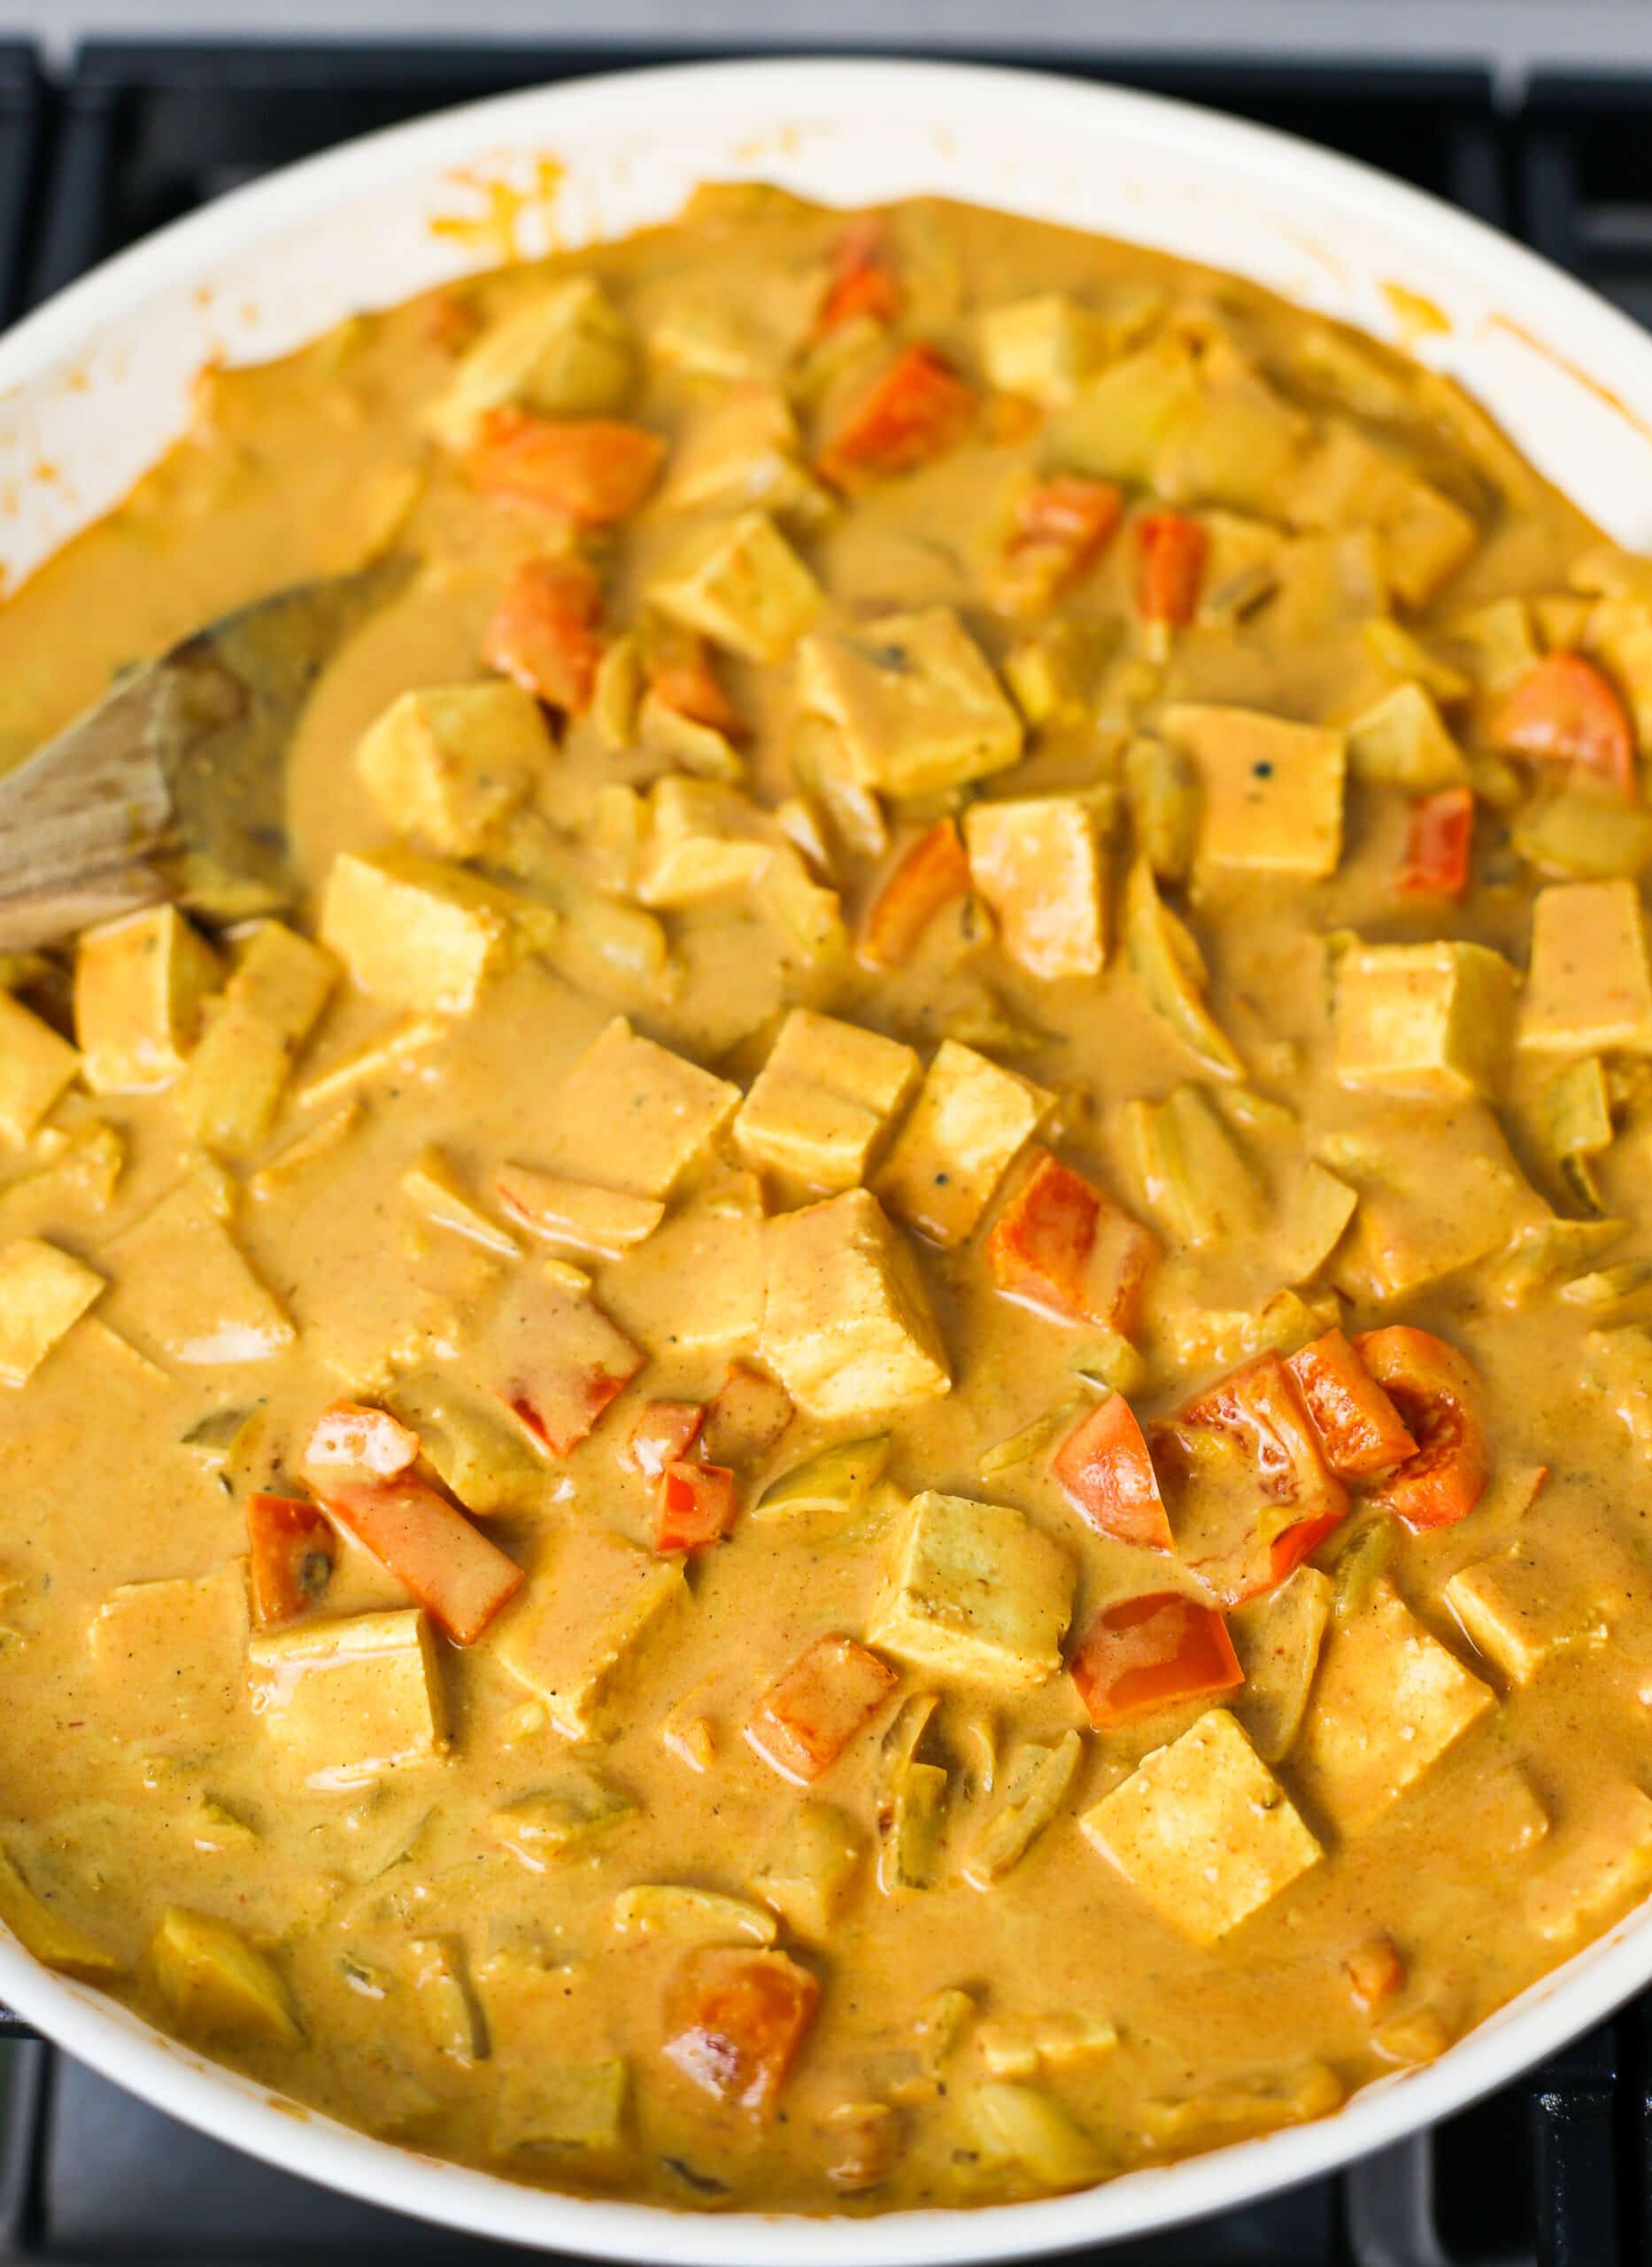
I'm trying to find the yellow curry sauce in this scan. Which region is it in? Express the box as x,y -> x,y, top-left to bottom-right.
1,187 -> 1652,2213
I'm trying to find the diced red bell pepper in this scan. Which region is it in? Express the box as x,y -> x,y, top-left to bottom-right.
985,1148 -> 1159,1334
301,1400 -> 421,1482
1135,511 -> 1208,625
625,1399 -> 706,1481
1352,1325 -> 1489,1531
1070,1591 -> 1243,1729
482,554 -> 604,716
466,407 -> 666,526
645,625 -> 745,739
996,476 -> 1123,614
1154,1352 -> 1349,1605
702,1360 -> 793,1466
858,819 -> 970,970
663,1946 -> 822,2116
1050,1393 -> 1174,1552
1393,785 -> 1474,899
656,1458 -> 737,1554
314,1474 -> 523,1645
499,1293 -> 645,1458
1285,1328 -> 1417,1482
1491,651 -> 1637,800
745,1633 -> 898,1783
246,1494 -> 336,1629
817,344 -> 976,487
817,216 -> 900,336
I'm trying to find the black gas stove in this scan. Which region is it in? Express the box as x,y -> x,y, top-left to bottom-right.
0,36 -> 1649,2267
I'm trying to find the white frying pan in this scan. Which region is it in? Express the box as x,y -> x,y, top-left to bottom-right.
1,55 -> 1649,2266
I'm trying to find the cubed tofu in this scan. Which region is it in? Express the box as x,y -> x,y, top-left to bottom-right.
963,796 -> 1108,981
645,510 -> 821,663
1344,683 -> 1469,792
428,276 -> 635,448
663,384 -> 822,520
1293,1578 -> 1494,1831
1334,940 -> 1515,1100
759,1188 -> 951,1423
87,1559 -> 248,1750
110,1179 -> 294,1365
749,1803 -> 865,1941
150,1907 -> 300,2046
1327,1103 -> 1549,1304
0,992 -> 79,1143
490,2059 -> 629,2166
597,1205 -> 763,1359
1525,1782 -> 1652,1947
735,1008 -> 920,1190
1444,1544 -> 1609,1685
541,1017 -> 741,1200
320,849 -> 524,1016
868,1489 -> 1072,1691
797,608 -> 1023,800
492,1526 -> 687,1738
174,921 -> 336,1155
0,1236 -> 103,1384
876,1040 -> 1054,1248
74,907 -> 222,1094
246,1608 -> 447,1788
1519,879 -> 1652,1054
1159,705 -> 1346,879
1286,422 -> 1478,607
353,683 -> 549,857
977,293 -> 1114,407
1080,1708 -> 1320,1946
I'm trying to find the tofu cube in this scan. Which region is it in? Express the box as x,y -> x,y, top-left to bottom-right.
74,907 -> 222,1094
247,1608 -> 447,1788
875,1039 -> 1054,1247
353,683 -> 549,856
1332,1112 -> 1546,1303
1160,704 -> 1346,879
1286,422 -> 1478,607
0,992 -> 79,1143
636,778 -> 774,909
110,1178 -> 294,1366
428,276 -> 635,449
490,2060 -> 629,2166
320,849 -> 523,1016
87,1559 -> 248,1750
759,1188 -> 951,1422
645,510 -> 821,663
1444,1544 -> 1609,1686
1334,940 -> 1515,1100
542,1016 -> 741,1200
749,1803 -> 865,1941
493,1526 -> 687,1738
663,384 -> 822,521
0,1237 -> 103,1384
977,293 -> 1114,407
1525,1782 -> 1652,1948
735,1008 -> 920,1190
1079,1708 -> 1321,1946
1293,1578 -> 1494,1831
174,921 -> 336,1155
1519,879 -> 1652,1054
797,608 -> 1024,800
868,1489 -> 1073,1691
964,795 -> 1108,981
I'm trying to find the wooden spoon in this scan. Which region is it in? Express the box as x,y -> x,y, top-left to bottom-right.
0,551 -> 411,950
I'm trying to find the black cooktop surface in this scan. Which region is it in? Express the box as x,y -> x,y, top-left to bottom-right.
2,38 -> 1651,2267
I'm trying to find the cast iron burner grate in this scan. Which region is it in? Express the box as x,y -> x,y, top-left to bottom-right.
0,35 -> 1650,2267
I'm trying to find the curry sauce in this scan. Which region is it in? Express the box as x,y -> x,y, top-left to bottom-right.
0,187 -> 1651,2214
